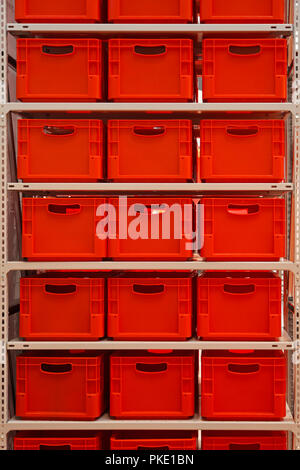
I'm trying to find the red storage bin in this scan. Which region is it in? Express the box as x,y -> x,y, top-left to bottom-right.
197,272 -> 282,340
200,0 -> 285,24
201,431 -> 287,450
17,39 -> 102,102
14,432 -> 102,450
108,0 -> 193,23
201,350 -> 286,420
107,120 -> 193,182
108,274 -> 193,340
110,352 -> 195,419
199,119 -> 285,183
200,198 -> 286,260
108,39 -> 194,102
110,431 -> 198,450
107,197 -> 194,260
18,119 -> 104,182
20,275 -> 105,341
15,0 -> 102,23
202,39 -> 287,103
16,353 -> 106,420
22,198 -> 107,261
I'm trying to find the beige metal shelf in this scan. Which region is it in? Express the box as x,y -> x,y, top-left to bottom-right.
6,23 -> 294,37
7,330 -> 294,351
8,182 -> 294,195
6,408 -> 295,432
4,102 -> 295,114
5,260 -> 296,273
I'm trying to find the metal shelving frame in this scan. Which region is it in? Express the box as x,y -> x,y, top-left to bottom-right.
1,0 -> 300,450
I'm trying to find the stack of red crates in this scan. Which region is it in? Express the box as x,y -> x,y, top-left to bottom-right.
106,0 -> 196,428
15,0 -> 108,447
197,0 -> 288,451
14,0 -> 289,451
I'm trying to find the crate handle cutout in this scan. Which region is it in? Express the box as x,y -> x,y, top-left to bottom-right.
227,204 -> 260,215
223,284 -> 255,295
228,45 -> 261,56
45,284 -> 77,295
134,45 -> 166,56
41,363 -> 73,374
229,350 -> 255,354
133,204 -> 169,214
39,444 -> 71,451
148,350 -> 173,354
136,363 -> 168,373
229,443 -> 260,451
133,284 -> 165,295
47,204 -> 81,215
228,364 -> 260,374
137,446 -> 170,450
133,126 -> 166,137
43,126 -> 75,137
226,126 -> 258,137
42,45 -> 74,55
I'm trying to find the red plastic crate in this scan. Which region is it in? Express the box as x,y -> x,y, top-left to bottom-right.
107,197 -> 194,260
197,272 -> 282,340
17,119 -> 104,182
200,0 -> 285,24
110,431 -> 198,450
14,432 -> 103,450
16,353 -> 106,420
22,198 -> 107,261
108,39 -> 194,102
200,198 -> 286,260
199,120 -> 285,183
108,0 -> 193,23
107,120 -> 193,182
201,431 -> 287,450
15,0 -> 102,23
107,275 -> 193,340
202,39 -> 287,102
17,39 -> 103,102
20,275 -> 105,341
110,352 -> 195,419
201,351 -> 286,420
